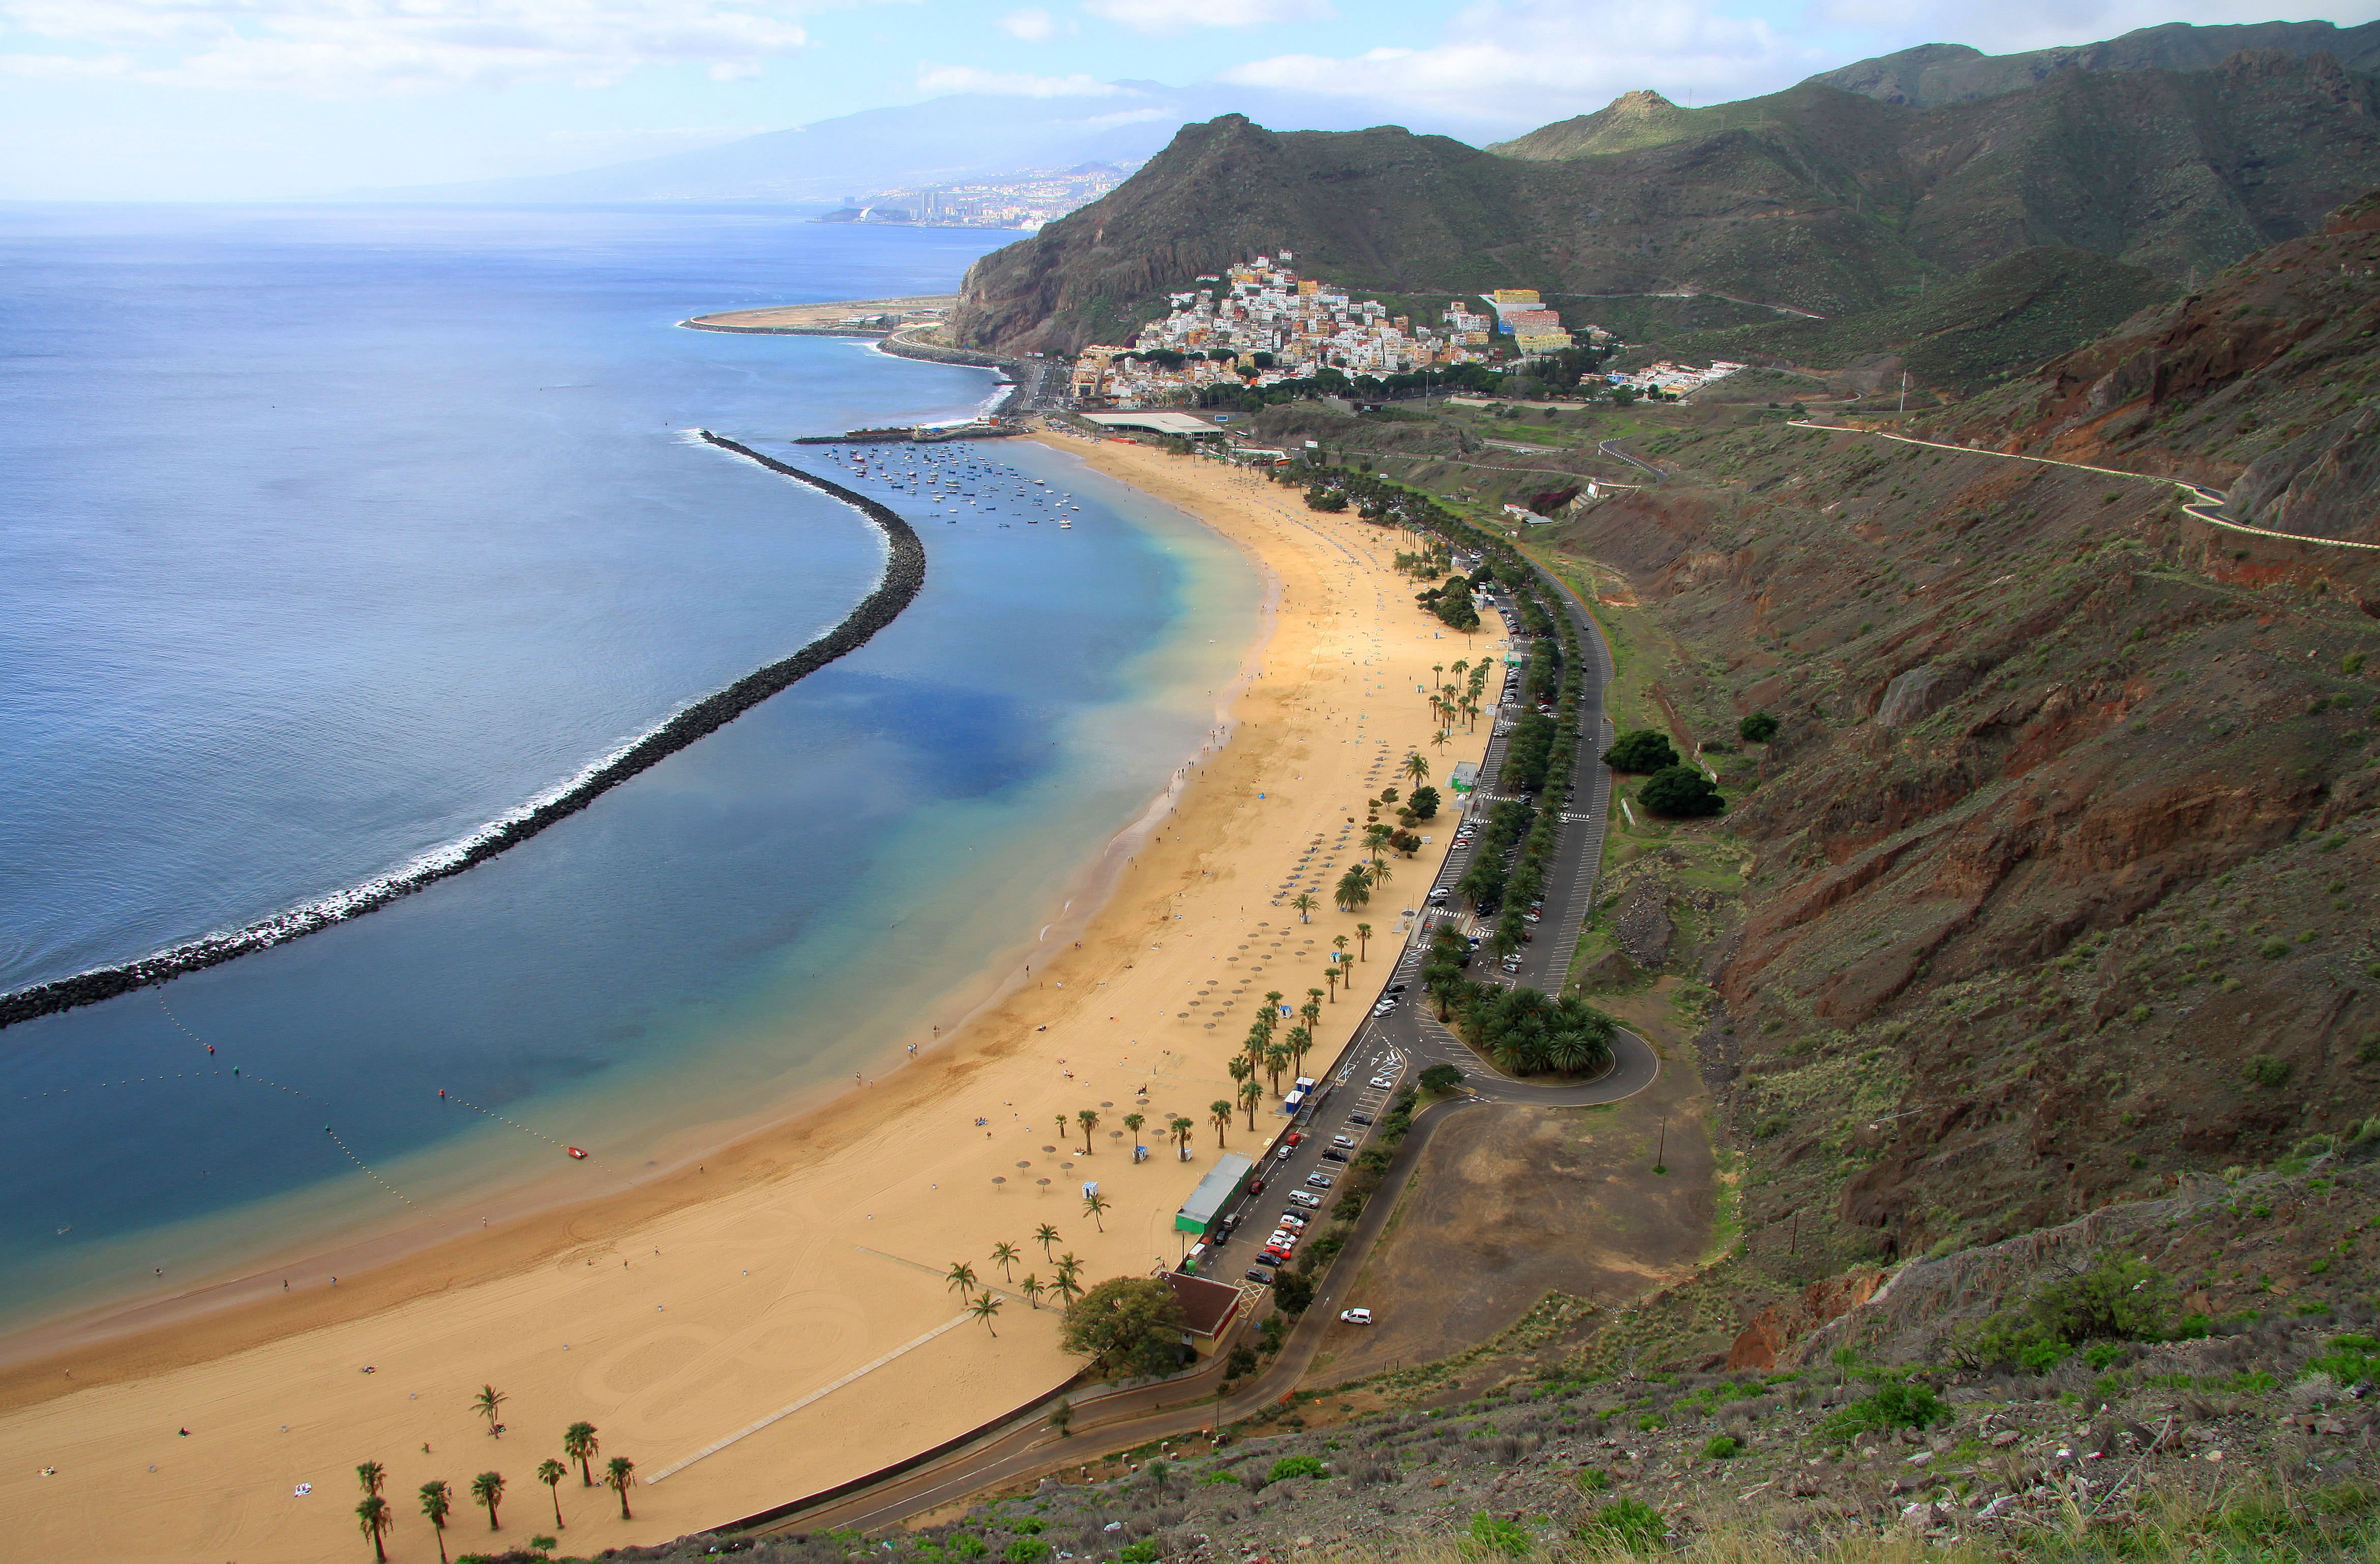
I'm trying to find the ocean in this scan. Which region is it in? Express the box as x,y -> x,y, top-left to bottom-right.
0,203 -> 1258,1334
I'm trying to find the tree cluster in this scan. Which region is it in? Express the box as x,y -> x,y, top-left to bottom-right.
1059,1277 -> 1189,1380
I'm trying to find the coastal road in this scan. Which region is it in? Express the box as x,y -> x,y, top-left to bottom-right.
737,529 -> 1651,1541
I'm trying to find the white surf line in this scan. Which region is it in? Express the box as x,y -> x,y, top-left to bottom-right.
645,1312 -> 974,1483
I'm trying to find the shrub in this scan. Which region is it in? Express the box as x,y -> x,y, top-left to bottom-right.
2244,1054 -> 2290,1087
2260,938 -> 2292,959
1465,1514 -> 1532,1558
1118,1544 -> 1159,1564
1702,1434 -> 1742,1460
2304,1334 -> 2380,1389
1272,1271 -> 1315,1315
1419,1063 -> 1467,1094
1604,728 -> 1681,774
1821,1380 -> 1950,1441
1408,785 -> 1441,820
1574,1497 -> 1666,1550
1005,1540 -> 1051,1564
1639,765 -> 1726,818
1738,711 -> 1779,743
949,1537 -> 991,1560
1574,1467 -> 1610,1492
1268,1455 -> 1329,1482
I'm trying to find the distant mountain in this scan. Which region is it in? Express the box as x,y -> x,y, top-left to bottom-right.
956,50 -> 2380,354
354,83 -> 1505,206
1805,19 -> 2380,108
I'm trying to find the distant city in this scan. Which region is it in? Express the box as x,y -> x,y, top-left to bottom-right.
819,162 -> 1137,230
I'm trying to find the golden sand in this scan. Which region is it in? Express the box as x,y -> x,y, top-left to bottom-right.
0,437 -> 1499,1561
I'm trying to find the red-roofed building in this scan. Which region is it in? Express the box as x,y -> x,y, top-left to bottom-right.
1163,1271 -> 1247,1356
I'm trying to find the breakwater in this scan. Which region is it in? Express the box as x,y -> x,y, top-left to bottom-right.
0,435 -> 926,1032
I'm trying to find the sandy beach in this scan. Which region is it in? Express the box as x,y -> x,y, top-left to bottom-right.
0,435 -> 1499,1562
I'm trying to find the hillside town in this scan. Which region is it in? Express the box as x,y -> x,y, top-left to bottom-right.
1065,255 -> 1747,406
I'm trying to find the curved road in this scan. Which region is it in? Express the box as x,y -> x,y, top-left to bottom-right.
744,525 -> 1654,1540
1598,438 -> 1664,484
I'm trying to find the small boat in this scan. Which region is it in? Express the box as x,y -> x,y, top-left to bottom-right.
567,1147 -> 587,1159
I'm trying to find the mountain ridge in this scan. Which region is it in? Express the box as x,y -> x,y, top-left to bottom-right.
955,51 -> 2380,354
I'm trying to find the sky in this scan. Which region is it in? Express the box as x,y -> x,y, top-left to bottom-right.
3,0 -> 2377,200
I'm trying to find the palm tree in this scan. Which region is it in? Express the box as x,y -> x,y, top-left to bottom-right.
1264,989 -> 1285,1024
1461,698 -> 1479,731
1054,1254 -> 1085,1306
1334,934 -> 1351,963
1210,1099 -> 1233,1146
1264,1041 -> 1290,1094
1370,857 -> 1394,893
1240,1079 -> 1262,1130
1122,1112 -> 1145,1157
358,1495 -> 393,1562
969,1290 -> 1003,1336
470,1470 -> 505,1531
1077,1107 -> 1100,1154
1055,1111 -> 1070,1145
944,1259 -> 978,1297
419,1480 -> 453,1564
356,1461 -> 386,1498
1365,823 -> 1391,862
1033,1223 -> 1060,1260
1020,1273 -> 1045,1310
989,1240 -> 1020,1280
604,1457 -> 636,1521
563,1423 -> 599,1487
1168,1115 -> 1194,1156
1083,1189 -> 1110,1231
1431,727 -> 1450,756
473,1384 -> 508,1439
1290,891 -> 1318,924
1227,1054 -> 1253,1098
1334,866 -> 1367,911
1354,922 -> 1373,961
536,1460 -> 568,1531
1303,992 -> 1323,1030
1324,965 -> 1341,1004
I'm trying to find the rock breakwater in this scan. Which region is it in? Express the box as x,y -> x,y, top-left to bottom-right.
0,434 -> 926,1032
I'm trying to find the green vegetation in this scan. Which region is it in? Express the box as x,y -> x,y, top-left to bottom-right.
1058,1278 -> 1189,1379
1957,1255 -> 2179,1371
1605,729 -> 1680,774
1819,1379 -> 1951,1442
1267,1455 -> 1330,1482
1640,764 -> 1726,817
1738,711 -> 1778,743
1574,1497 -> 1668,1550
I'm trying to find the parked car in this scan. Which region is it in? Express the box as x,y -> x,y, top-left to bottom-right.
1386,983 -> 1408,995
1268,1230 -> 1299,1248
1277,1212 -> 1308,1229
1254,1251 -> 1284,1267
1331,1135 -> 1357,1148
1305,1173 -> 1335,1189
1340,1308 -> 1374,1325
1322,1149 -> 1350,1163
1287,1191 -> 1323,1209
1285,1131 -> 1303,1147
1347,1112 -> 1374,1127
1245,1270 -> 1273,1285
1370,1000 -> 1395,1017
1248,1177 -> 1265,1195
1370,1074 -> 1396,1089
1274,1143 -> 1295,1161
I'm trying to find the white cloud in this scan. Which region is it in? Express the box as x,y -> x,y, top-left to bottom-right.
0,0 -> 817,95
912,62 -> 1128,95
1220,0 -> 1816,125
1084,0 -> 1332,36
998,6 -> 1061,40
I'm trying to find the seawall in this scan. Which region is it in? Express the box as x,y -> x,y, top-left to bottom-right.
0,437 -> 927,1032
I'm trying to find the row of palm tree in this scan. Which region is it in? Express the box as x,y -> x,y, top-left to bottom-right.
353,1425 -> 633,1561
948,1242 -> 1091,1327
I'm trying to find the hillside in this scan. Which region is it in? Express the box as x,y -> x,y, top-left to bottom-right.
1624,246 -> 2175,395
1926,194 -> 2380,541
954,53 -> 2380,353
1808,18 -> 2380,108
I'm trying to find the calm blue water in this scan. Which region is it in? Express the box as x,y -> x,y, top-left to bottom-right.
0,205 -> 1256,1331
